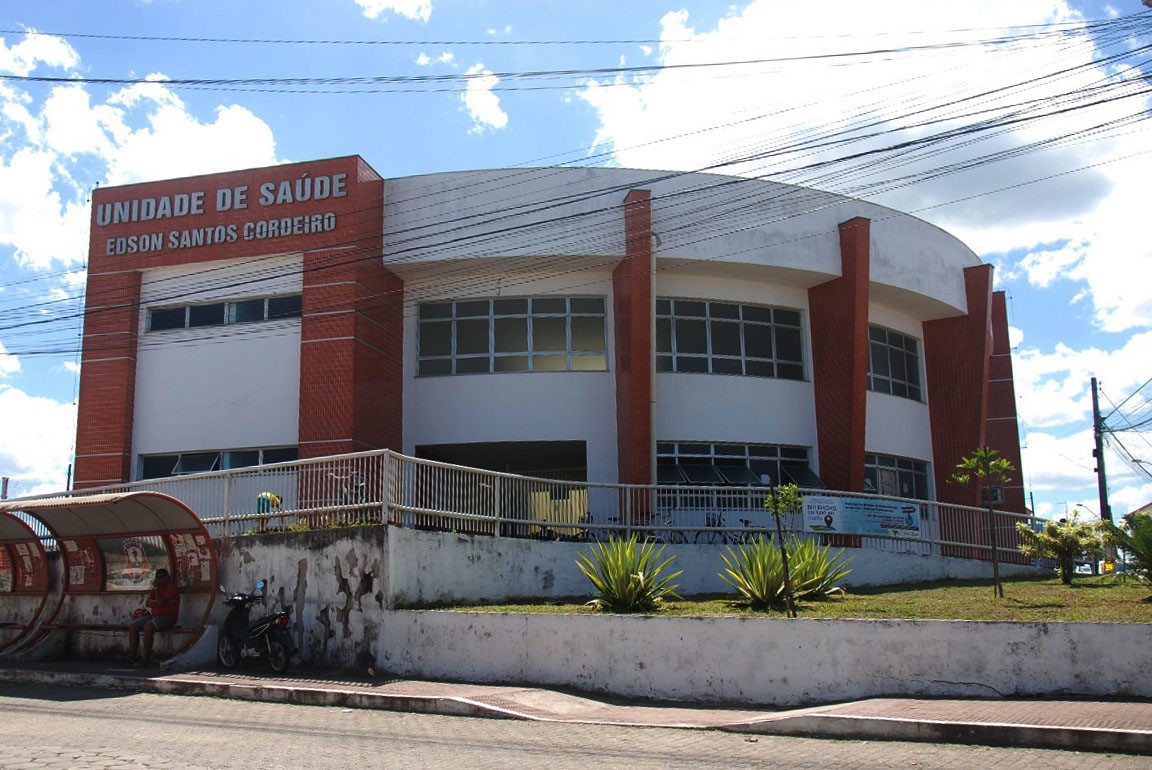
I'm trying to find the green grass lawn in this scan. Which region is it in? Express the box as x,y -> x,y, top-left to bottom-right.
425,575 -> 1152,623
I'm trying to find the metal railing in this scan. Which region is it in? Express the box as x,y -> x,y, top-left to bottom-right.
6,449 -> 1041,561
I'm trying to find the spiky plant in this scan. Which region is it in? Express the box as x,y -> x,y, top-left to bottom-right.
576,536 -> 681,613
719,535 -> 787,611
786,537 -> 853,600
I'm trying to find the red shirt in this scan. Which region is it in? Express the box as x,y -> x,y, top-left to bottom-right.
148,582 -> 181,622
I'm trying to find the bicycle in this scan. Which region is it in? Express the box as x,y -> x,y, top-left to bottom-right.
694,513 -> 761,545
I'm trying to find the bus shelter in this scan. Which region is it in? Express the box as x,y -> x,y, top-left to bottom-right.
0,491 -> 218,660
0,511 -> 51,652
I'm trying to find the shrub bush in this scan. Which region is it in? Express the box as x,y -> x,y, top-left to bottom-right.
576,536 -> 682,613
720,536 -> 852,611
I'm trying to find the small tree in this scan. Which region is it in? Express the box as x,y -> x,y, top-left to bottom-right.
951,446 -> 1015,599
1015,513 -> 1104,585
764,483 -> 803,618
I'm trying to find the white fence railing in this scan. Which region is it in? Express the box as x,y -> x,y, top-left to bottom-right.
7,449 -> 1039,561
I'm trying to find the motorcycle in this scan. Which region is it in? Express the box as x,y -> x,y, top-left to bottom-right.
217,579 -> 298,674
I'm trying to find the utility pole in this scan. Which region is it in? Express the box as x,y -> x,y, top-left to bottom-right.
1091,377 -> 1113,524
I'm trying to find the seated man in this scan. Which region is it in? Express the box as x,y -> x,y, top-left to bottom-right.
127,567 -> 180,666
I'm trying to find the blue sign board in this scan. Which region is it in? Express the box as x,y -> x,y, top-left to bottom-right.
803,495 -> 921,538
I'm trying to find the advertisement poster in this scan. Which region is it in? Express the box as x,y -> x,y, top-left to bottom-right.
99,536 -> 168,591
804,495 -> 921,538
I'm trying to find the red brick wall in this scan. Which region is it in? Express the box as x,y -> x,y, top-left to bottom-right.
807,218 -> 870,491
73,270 -> 142,488
923,264 -> 993,507
613,189 -> 653,485
986,291 -> 1026,513
75,155 -> 393,486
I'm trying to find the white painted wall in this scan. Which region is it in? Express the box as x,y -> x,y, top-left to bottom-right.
133,256 -> 302,464
160,528 -> 1139,708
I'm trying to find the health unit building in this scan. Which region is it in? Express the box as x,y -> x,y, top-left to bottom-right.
74,155 -> 1026,516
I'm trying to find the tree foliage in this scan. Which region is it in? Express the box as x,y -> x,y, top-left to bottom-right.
1015,513 -> 1104,585
1101,512 -> 1152,589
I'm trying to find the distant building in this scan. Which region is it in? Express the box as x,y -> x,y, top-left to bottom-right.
75,155 -> 1025,516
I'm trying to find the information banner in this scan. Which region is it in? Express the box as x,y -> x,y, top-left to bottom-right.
804,495 -> 921,538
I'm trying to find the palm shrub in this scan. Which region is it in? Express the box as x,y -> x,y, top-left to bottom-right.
719,535 -> 786,610
1015,513 -> 1104,585
576,536 -> 682,613
719,536 -> 853,611
1101,512 -> 1152,587
786,537 -> 853,600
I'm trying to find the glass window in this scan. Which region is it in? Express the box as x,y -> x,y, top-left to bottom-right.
867,326 -> 922,401
188,303 -> 226,328
865,453 -> 930,500
230,299 -> 265,324
140,447 -> 298,480
657,442 -> 810,488
148,307 -> 186,331
416,296 -> 607,376
657,299 -> 805,380
268,295 -> 302,319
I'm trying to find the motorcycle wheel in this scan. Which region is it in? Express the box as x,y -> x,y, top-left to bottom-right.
217,632 -> 239,668
267,637 -> 291,675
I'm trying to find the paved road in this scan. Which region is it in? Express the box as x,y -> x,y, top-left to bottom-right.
0,684 -> 1144,769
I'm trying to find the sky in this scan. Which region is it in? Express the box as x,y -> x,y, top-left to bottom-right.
1,0 -> 1150,522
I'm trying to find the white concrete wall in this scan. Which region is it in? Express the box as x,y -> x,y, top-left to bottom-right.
380,611 -> 1152,706
133,255 -> 302,462
36,527 -> 1131,708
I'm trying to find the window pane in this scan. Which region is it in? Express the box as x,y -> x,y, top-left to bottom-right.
675,318 -> 707,354
532,316 -> 566,352
149,307 -> 185,331
744,325 -> 773,359
419,303 -> 451,319
656,318 -> 672,353
140,455 -> 179,479
418,359 -> 452,376
773,309 -> 800,327
777,363 -> 804,380
656,355 -> 673,372
494,355 -> 530,372
676,355 -> 708,373
493,298 -> 528,316
570,316 -> 605,351
532,354 -> 567,371
532,297 -> 566,314
656,299 -> 671,314
676,300 -> 706,317
455,356 -> 490,374
455,300 -> 489,318
571,354 -> 606,371
225,450 -> 260,469
268,295 -> 302,319
230,299 -> 265,323
420,321 -> 452,356
175,453 -> 219,474
890,349 -> 907,381
711,320 -> 741,356
570,297 -> 604,314
746,360 -> 775,377
870,343 -> 890,376
710,302 -> 739,319
188,303 -> 226,327
455,319 -> 490,355
262,447 -> 298,465
742,305 -> 772,323
494,317 -> 528,353
712,358 -> 742,375
775,327 -> 802,362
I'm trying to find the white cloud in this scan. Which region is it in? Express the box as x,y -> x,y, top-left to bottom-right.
462,63 -> 508,134
0,29 -> 80,76
0,384 -> 74,496
353,0 -> 432,23
416,51 -> 455,67
0,340 -> 19,378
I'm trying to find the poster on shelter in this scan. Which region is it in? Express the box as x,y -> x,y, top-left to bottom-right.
804,495 -> 921,538
99,536 -> 169,591
0,545 -> 12,593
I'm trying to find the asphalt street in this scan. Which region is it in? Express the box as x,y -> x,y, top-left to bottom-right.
0,685 -> 1145,770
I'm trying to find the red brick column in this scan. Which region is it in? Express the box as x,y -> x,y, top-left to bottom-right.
298,173 -> 402,458
807,217 -> 870,492
73,270 -> 142,487
986,290 -> 1026,514
923,264 -> 993,507
613,189 -> 653,485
